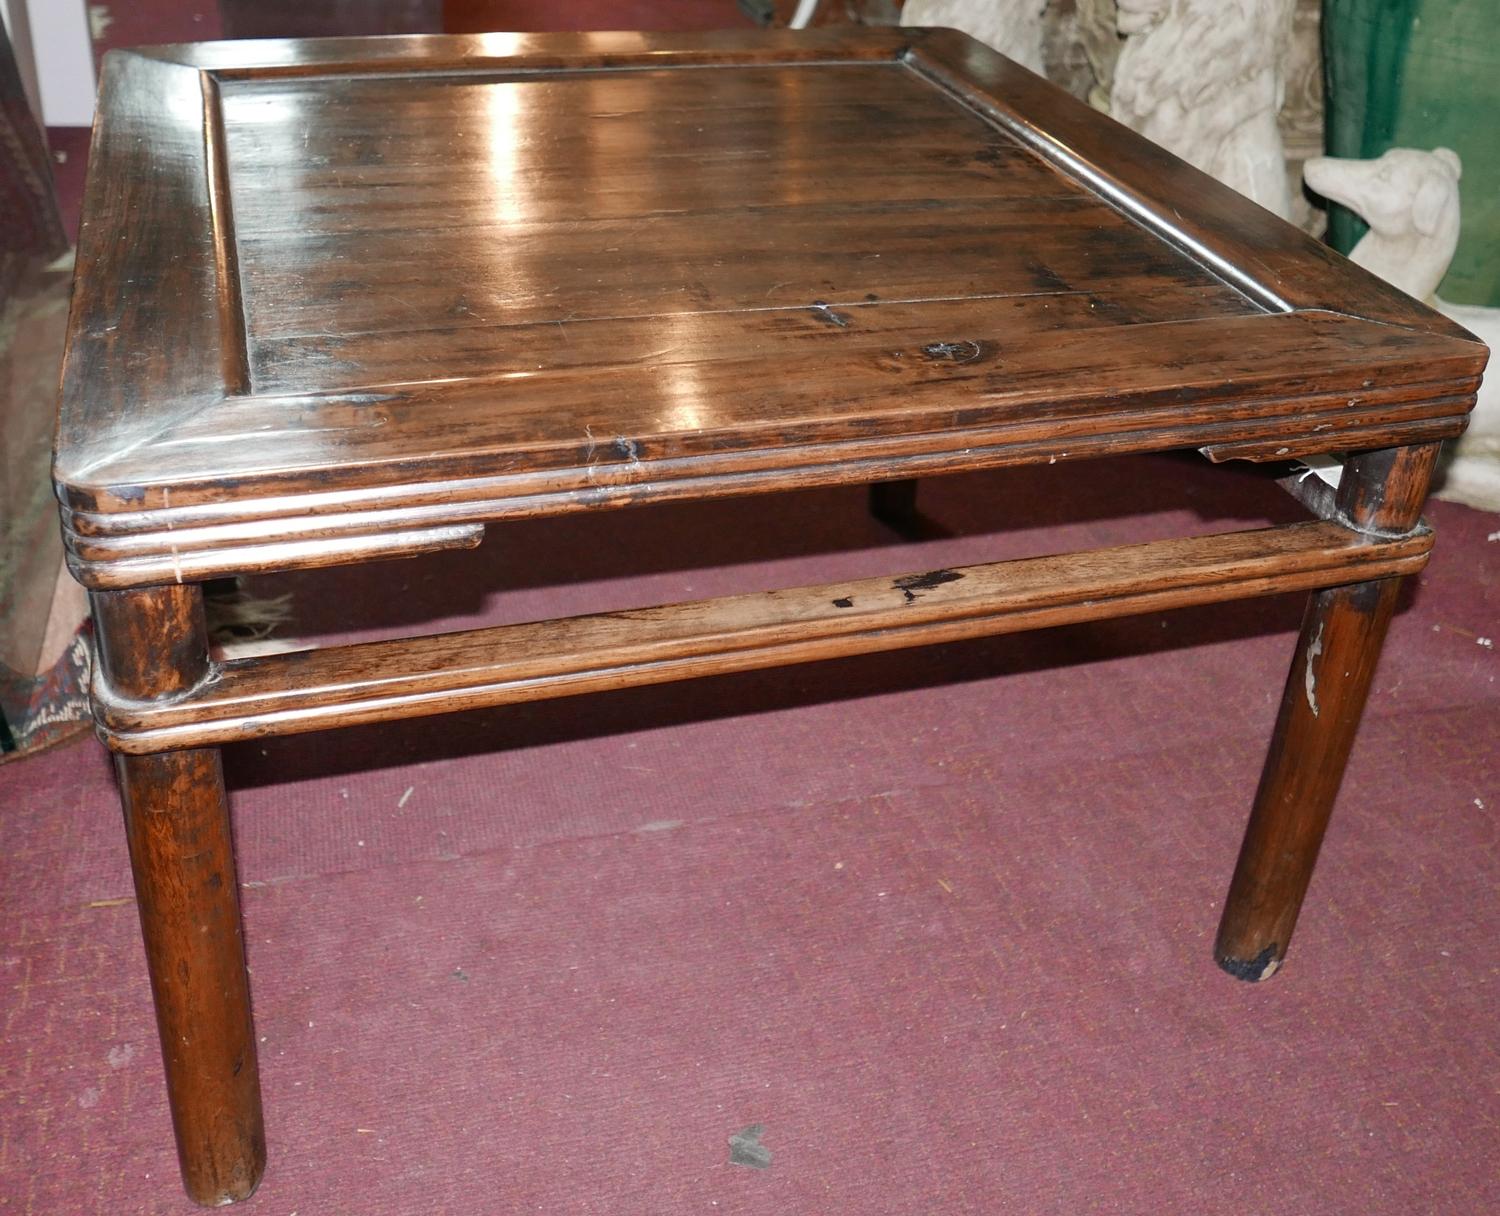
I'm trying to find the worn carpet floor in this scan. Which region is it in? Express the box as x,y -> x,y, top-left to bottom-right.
3,457 -> 1496,1214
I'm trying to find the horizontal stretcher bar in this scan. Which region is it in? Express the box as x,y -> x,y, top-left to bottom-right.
95,520 -> 1431,754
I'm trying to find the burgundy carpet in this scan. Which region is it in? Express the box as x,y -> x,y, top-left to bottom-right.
13,5 -> 1498,1211
3,459 -> 1497,1215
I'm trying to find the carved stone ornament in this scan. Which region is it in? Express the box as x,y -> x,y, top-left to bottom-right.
1110,0 -> 1296,219
902,0 -> 1049,73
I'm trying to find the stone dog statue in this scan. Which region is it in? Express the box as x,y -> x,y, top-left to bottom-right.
901,0 -> 1048,74
1303,147 -> 1462,301
1304,147 -> 1499,509
1110,0 -> 1295,219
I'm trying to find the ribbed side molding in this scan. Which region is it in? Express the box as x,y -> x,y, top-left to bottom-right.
95,521 -> 1431,754
65,523 -> 487,590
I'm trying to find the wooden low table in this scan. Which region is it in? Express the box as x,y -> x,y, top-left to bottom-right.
55,27 -> 1487,1206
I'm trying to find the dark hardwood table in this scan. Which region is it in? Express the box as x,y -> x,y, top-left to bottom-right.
54,27 -> 1487,1206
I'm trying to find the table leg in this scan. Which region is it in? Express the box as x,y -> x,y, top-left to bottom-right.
93,586 -> 265,1205
868,478 -> 920,533
1214,444 -> 1439,981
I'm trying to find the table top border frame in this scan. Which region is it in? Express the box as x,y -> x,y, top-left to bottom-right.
53,28 -> 1488,590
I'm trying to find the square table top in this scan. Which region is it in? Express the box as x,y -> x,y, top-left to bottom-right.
55,28 -> 1486,589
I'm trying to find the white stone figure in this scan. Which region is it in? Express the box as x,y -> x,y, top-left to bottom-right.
1280,0 -> 1329,235
1303,148 -> 1500,511
1110,0 -> 1296,219
902,0 -> 1048,75
1303,148 -> 1462,300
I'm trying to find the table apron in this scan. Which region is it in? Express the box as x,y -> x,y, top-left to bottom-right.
92,519 -> 1430,755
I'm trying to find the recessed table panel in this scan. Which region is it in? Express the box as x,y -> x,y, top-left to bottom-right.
220,63 -> 1257,397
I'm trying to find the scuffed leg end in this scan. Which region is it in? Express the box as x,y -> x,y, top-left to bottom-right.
198,1162 -> 265,1209
1215,942 -> 1283,983
196,1124 -> 266,1207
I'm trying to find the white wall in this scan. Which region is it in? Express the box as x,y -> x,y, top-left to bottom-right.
23,0 -> 94,127
2,0 -> 45,125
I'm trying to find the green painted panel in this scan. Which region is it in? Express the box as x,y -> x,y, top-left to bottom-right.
1324,0 -> 1499,305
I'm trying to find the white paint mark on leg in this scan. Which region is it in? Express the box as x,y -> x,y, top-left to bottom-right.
1304,621 -> 1325,717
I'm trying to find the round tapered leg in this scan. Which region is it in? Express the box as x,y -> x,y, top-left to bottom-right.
868,478 -> 920,533
119,747 -> 266,1204
1214,578 -> 1400,980
93,585 -> 265,1204
1214,444 -> 1437,981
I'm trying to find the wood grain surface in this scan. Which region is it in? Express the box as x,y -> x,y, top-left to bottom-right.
53,28 -> 1487,590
